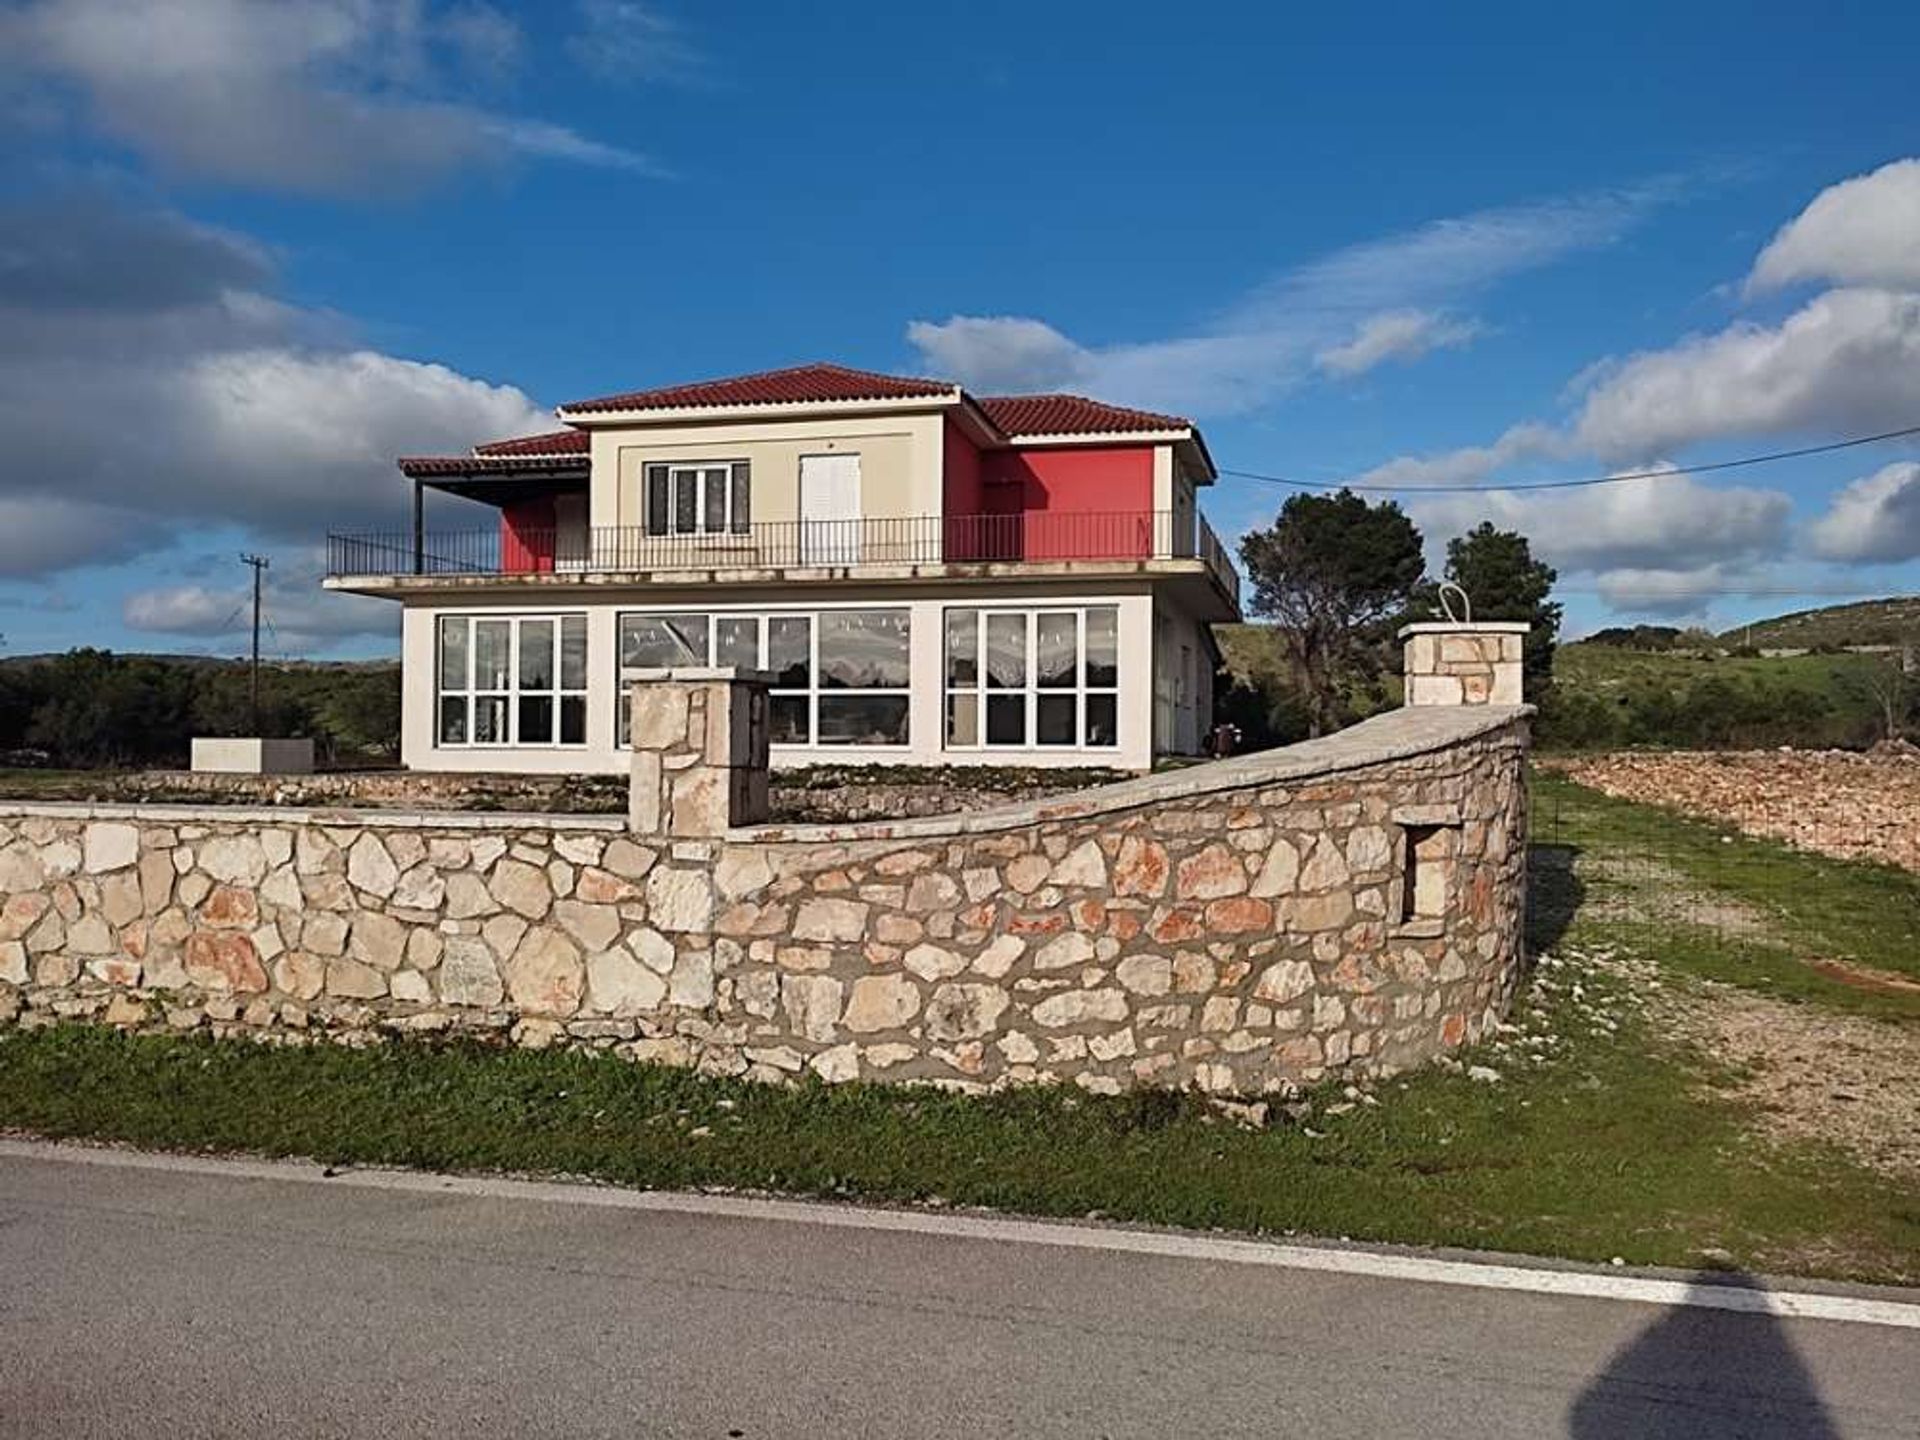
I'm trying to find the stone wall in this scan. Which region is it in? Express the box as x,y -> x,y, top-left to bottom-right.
0,704 -> 1531,1096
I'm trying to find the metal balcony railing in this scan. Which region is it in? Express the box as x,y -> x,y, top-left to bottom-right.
327,510 -> 1241,603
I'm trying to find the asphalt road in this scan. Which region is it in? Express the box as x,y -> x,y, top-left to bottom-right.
1,1148 -> 1914,1439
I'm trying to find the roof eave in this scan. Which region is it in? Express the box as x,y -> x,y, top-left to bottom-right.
555,390 -> 965,426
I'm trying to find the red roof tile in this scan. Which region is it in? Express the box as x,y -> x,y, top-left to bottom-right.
560,361 -> 959,415
976,393 -> 1191,437
473,429 -> 589,456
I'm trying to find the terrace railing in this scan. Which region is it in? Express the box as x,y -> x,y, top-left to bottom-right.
328,510 -> 1242,603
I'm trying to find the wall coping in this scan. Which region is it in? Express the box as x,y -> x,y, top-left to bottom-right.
0,801 -> 629,832
735,704 -> 1533,844
1397,621 -> 1531,638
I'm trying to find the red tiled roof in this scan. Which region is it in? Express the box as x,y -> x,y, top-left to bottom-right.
473,429 -> 589,456
976,393 -> 1191,437
560,361 -> 959,415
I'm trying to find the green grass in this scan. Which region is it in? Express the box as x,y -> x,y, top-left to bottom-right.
4,951 -> 1916,1283
1535,772 -> 1920,1020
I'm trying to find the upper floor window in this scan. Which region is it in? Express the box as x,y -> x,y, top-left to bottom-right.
643,461 -> 751,536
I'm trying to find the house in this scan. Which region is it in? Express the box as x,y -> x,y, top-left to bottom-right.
325,362 -> 1241,774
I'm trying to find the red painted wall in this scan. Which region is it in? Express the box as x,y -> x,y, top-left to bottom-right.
499,497 -> 555,572
967,444 -> 1157,560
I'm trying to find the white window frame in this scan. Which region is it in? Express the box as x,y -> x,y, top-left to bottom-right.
614,607 -> 911,749
643,461 -> 751,537
944,605 -> 1120,751
435,612 -> 588,749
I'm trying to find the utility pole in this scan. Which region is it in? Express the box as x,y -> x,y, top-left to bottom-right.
240,553 -> 269,734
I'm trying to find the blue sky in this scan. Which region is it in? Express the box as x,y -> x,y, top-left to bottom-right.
2,0 -> 1918,657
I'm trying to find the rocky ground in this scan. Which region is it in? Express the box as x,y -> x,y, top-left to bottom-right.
1545,748 -> 1920,874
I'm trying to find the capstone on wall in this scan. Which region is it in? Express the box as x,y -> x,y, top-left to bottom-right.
0,705 -> 1530,1096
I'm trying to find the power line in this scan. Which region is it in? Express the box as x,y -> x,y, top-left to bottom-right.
1219,423 -> 1920,495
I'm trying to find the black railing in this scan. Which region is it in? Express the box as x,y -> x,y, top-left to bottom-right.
327,510 -> 1241,601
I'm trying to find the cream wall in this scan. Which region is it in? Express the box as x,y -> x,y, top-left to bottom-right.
586,412 -> 946,530
400,582 -> 1158,775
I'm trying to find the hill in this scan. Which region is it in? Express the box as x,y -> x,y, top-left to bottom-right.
1716,596 -> 1920,651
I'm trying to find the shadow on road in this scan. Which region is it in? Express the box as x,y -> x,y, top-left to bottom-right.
1566,1272 -> 1839,1438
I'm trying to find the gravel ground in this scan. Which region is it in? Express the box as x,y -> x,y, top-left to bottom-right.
1546,749 -> 1920,874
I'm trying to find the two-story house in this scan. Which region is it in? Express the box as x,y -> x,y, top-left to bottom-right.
325,362 -> 1241,774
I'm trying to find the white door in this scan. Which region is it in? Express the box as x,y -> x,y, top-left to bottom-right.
799,453 -> 861,564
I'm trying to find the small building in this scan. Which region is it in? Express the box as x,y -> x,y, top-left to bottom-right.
325,362 -> 1241,773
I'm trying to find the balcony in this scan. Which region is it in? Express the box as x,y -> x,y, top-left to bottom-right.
326,510 -> 1243,611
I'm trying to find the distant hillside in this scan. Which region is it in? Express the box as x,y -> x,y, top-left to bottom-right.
1716,596 -> 1920,650
0,652 -> 396,673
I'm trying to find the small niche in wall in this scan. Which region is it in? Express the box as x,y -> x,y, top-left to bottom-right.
1394,811 -> 1460,934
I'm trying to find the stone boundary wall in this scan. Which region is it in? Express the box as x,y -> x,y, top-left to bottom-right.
0,705 -> 1531,1096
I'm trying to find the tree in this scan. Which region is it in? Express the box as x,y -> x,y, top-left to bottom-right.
1436,522 -> 1562,696
1238,490 -> 1426,736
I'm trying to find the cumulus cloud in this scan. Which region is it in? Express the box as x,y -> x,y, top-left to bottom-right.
1589,565 -> 1744,619
1,0 -> 660,196
1314,310 -> 1482,377
1748,158 -> 1920,294
1572,287 -> 1920,461
1405,472 -> 1791,578
1807,461 -> 1920,563
908,184 -> 1667,415
1348,423 -> 1568,491
123,552 -> 396,648
0,187 -> 550,581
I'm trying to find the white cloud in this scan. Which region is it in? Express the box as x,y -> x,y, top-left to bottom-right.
1314,310 -> 1482,377
1405,472 -> 1791,578
0,189 -> 551,583
567,0 -> 706,83
907,184 -> 1667,416
1748,158 -> 1920,294
1,0 -> 659,196
1590,565 -> 1741,619
1348,423 -> 1567,490
1807,461 -> 1920,563
1572,287 -> 1920,461
123,553 -> 397,649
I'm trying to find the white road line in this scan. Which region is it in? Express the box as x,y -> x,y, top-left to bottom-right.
5,1137 -> 1918,1330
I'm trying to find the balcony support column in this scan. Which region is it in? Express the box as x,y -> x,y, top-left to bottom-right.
411,480 -> 425,575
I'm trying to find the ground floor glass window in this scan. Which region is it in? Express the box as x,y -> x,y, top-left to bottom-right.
617,608 -> 909,746
945,606 -> 1119,749
436,614 -> 587,747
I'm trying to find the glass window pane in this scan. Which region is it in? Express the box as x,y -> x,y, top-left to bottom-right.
1036,693 -> 1076,745
945,692 -> 979,746
1085,693 -> 1118,747
819,610 -> 909,689
438,695 -> 467,745
985,613 -> 1026,689
1085,606 -> 1119,688
518,619 -> 554,690
474,620 -> 512,690
730,462 -> 751,534
673,471 -> 698,533
645,466 -> 670,535
986,694 -> 1025,745
438,617 -> 468,691
715,616 -> 759,670
560,615 -> 587,690
703,468 -> 727,532
473,695 -> 508,744
945,609 -> 977,687
560,695 -> 586,745
620,614 -> 708,667
818,695 -> 910,745
769,694 -> 810,744
1036,613 -> 1077,689
768,616 -> 811,688
517,694 -> 554,745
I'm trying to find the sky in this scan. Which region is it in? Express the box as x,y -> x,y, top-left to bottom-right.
1,0 -> 1919,658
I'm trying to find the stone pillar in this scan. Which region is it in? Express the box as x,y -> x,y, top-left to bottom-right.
626,667 -> 771,836
1398,622 -> 1528,706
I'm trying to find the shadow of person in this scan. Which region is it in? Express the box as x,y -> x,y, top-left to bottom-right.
1567,1271 -> 1840,1438
1526,840 -> 1584,958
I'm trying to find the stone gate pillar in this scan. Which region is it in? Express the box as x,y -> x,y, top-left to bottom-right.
626,667 -> 771,835
1398,622 -> 1529,706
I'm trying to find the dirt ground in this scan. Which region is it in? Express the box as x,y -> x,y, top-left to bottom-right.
1652,978 -> 1920,1180
1547,748 -> 1920,874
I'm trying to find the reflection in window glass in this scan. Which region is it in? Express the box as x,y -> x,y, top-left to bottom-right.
1036,612 -> 1076,689
620,614 -> 708,668
986,613 -> 1026,688
1036,693 -> 1076,745
1085,606 -> 1118,688
945,609 -> 977,687
1085,693 -> 1118,747
437,614 -> 587,748
715,616 -> 759,670
945,692 -> 978,746
770,694 -> 809,745
820,611 -> 909,689
986,694 -> 1025,745
944,606 -> 1121,751
819,694 -> 910,745
767,617 -> 811,688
